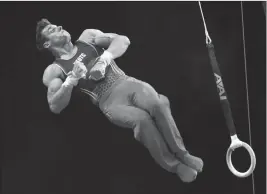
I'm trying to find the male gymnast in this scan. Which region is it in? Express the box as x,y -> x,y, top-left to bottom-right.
36,19 -> 203,182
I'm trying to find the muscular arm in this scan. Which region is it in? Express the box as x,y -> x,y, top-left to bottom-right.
43,65 -> 74,114
78,29 -> 131,60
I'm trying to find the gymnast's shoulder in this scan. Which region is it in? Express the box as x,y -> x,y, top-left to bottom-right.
42,64 -> 64,87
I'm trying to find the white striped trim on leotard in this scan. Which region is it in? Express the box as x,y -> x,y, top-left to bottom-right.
110,61 -> 125,75
80,88 -> 98,101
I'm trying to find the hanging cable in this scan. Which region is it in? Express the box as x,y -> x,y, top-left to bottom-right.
198,1 -> 212,44
241,2 -> 256,194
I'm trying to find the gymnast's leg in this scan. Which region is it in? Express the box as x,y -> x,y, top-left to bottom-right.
125,78 -> 203,172
101,104 -> 198,182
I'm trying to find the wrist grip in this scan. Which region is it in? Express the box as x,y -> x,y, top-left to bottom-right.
62,75 -> 79,87
100,50 -> 113,65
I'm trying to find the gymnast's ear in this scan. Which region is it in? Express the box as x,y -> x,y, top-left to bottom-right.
43,41 -> 50,49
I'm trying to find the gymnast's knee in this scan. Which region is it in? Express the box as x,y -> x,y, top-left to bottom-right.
150,95 -> 170,112
158,94 -> 170,107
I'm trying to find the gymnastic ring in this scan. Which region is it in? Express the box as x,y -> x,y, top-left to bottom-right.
226,134 -> 256,178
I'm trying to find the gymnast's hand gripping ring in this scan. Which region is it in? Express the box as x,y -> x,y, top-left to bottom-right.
226,134 -> 256,178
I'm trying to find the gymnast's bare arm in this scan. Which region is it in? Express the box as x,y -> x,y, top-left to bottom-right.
43,64 -> 73,114
78,29 -> 131,60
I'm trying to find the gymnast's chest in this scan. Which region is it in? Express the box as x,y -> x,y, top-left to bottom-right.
64,50 -> 98,75
56,41 -> 104,75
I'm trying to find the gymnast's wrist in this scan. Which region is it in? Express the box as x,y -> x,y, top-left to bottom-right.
100,50 -> 113,65
62,75 -> 79,88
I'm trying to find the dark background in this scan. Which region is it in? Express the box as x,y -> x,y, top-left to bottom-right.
1,1 -> 266,194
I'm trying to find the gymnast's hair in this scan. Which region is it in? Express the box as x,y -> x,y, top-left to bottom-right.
36,18 -> 51,51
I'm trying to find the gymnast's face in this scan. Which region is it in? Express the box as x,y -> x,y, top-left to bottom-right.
42,24 -> 71,49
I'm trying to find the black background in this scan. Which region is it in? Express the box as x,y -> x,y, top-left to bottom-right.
1,1 -> 266,194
